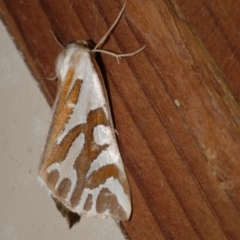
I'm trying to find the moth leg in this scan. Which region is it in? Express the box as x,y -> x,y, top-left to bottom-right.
115,129 -> 119,136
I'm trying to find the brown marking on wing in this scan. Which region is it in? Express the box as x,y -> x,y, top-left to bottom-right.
85,164 -> 119,189
96,188 -> 128,221
83,194 -> 93,211
40,69 -> 82,172
47,169 -> 59,189
57,178 -> 71,199
52,78 -> 82,135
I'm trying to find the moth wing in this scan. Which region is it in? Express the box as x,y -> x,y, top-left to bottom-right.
39,43 -> 131,221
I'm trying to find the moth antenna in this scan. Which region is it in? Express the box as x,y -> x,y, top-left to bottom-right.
46,75 -> 57,81
93,45 -> 146,63
50,30 -> 64,49
94,2 -> 126,50
92,2 -> 146,62
46,31 -> 64,80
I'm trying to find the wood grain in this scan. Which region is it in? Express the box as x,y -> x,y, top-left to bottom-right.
1,0 -> 240,239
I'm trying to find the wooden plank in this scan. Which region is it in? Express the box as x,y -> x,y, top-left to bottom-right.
176,0 -> 240,99
1,0 -> 240,239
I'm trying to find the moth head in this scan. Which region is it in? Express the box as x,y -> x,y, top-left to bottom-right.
75,40 -> 96,56
75,40 -> 94,49
55,43 -> 90,82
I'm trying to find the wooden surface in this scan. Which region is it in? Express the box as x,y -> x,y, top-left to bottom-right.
1,0 -> 240,239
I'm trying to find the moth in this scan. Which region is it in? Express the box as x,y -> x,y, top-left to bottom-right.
38,3 -> 145,227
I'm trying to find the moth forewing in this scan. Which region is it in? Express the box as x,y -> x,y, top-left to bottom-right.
39,2 -> 145,227
39,43 -> 131,223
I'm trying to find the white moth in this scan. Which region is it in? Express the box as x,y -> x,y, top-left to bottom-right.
38,3 -> 145,227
